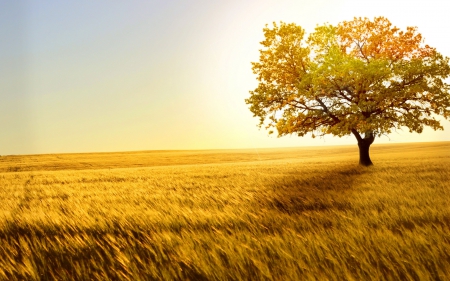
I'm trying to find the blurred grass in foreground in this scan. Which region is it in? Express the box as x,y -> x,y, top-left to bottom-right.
0,142 -> 449,280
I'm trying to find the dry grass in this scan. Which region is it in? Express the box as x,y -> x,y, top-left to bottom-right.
0,142 -> 449,280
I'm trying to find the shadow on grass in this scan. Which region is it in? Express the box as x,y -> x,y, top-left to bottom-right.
259,164 -> 368,215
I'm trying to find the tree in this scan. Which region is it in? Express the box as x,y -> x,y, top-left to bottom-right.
246,17 -> 450,166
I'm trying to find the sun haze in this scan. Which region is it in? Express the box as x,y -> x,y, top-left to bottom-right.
1,0 -> 449,155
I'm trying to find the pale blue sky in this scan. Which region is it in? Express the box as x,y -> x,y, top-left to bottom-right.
1,0 -> 449,155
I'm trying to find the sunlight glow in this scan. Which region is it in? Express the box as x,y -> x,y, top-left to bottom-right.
0,0 -> 449,154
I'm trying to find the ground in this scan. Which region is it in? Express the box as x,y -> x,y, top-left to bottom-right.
0,142 -> 449,280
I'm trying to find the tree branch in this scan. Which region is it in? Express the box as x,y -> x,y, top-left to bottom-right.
356,41 -> 370,63
315,98 -> 341,123
351,129 -> 362,142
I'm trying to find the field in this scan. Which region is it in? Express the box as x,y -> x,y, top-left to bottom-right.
0,142 -> 449,280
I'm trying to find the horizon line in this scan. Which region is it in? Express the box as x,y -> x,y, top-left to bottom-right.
2,140 -> 449,157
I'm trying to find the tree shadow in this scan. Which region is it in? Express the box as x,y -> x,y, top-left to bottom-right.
258,165 -> 368,215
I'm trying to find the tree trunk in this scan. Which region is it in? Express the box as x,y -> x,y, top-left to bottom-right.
352,130 -> 375,166
358,132 -> 375,166
358,139 -> 373,166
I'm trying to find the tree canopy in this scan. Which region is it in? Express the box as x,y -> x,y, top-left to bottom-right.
246,17 -> 450,165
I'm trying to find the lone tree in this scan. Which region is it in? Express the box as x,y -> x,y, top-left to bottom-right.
246,17 -> 450,166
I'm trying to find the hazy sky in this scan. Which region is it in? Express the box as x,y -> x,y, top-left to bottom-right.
1,0 -> 450,155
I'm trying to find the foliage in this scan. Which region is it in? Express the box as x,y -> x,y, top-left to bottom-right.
0,143 -> 449,280
246,17 -> 450,140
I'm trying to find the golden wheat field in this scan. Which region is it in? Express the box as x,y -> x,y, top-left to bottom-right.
0,142 -> 449,280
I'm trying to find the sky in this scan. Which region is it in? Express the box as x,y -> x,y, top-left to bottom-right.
1,0 -> 450,155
